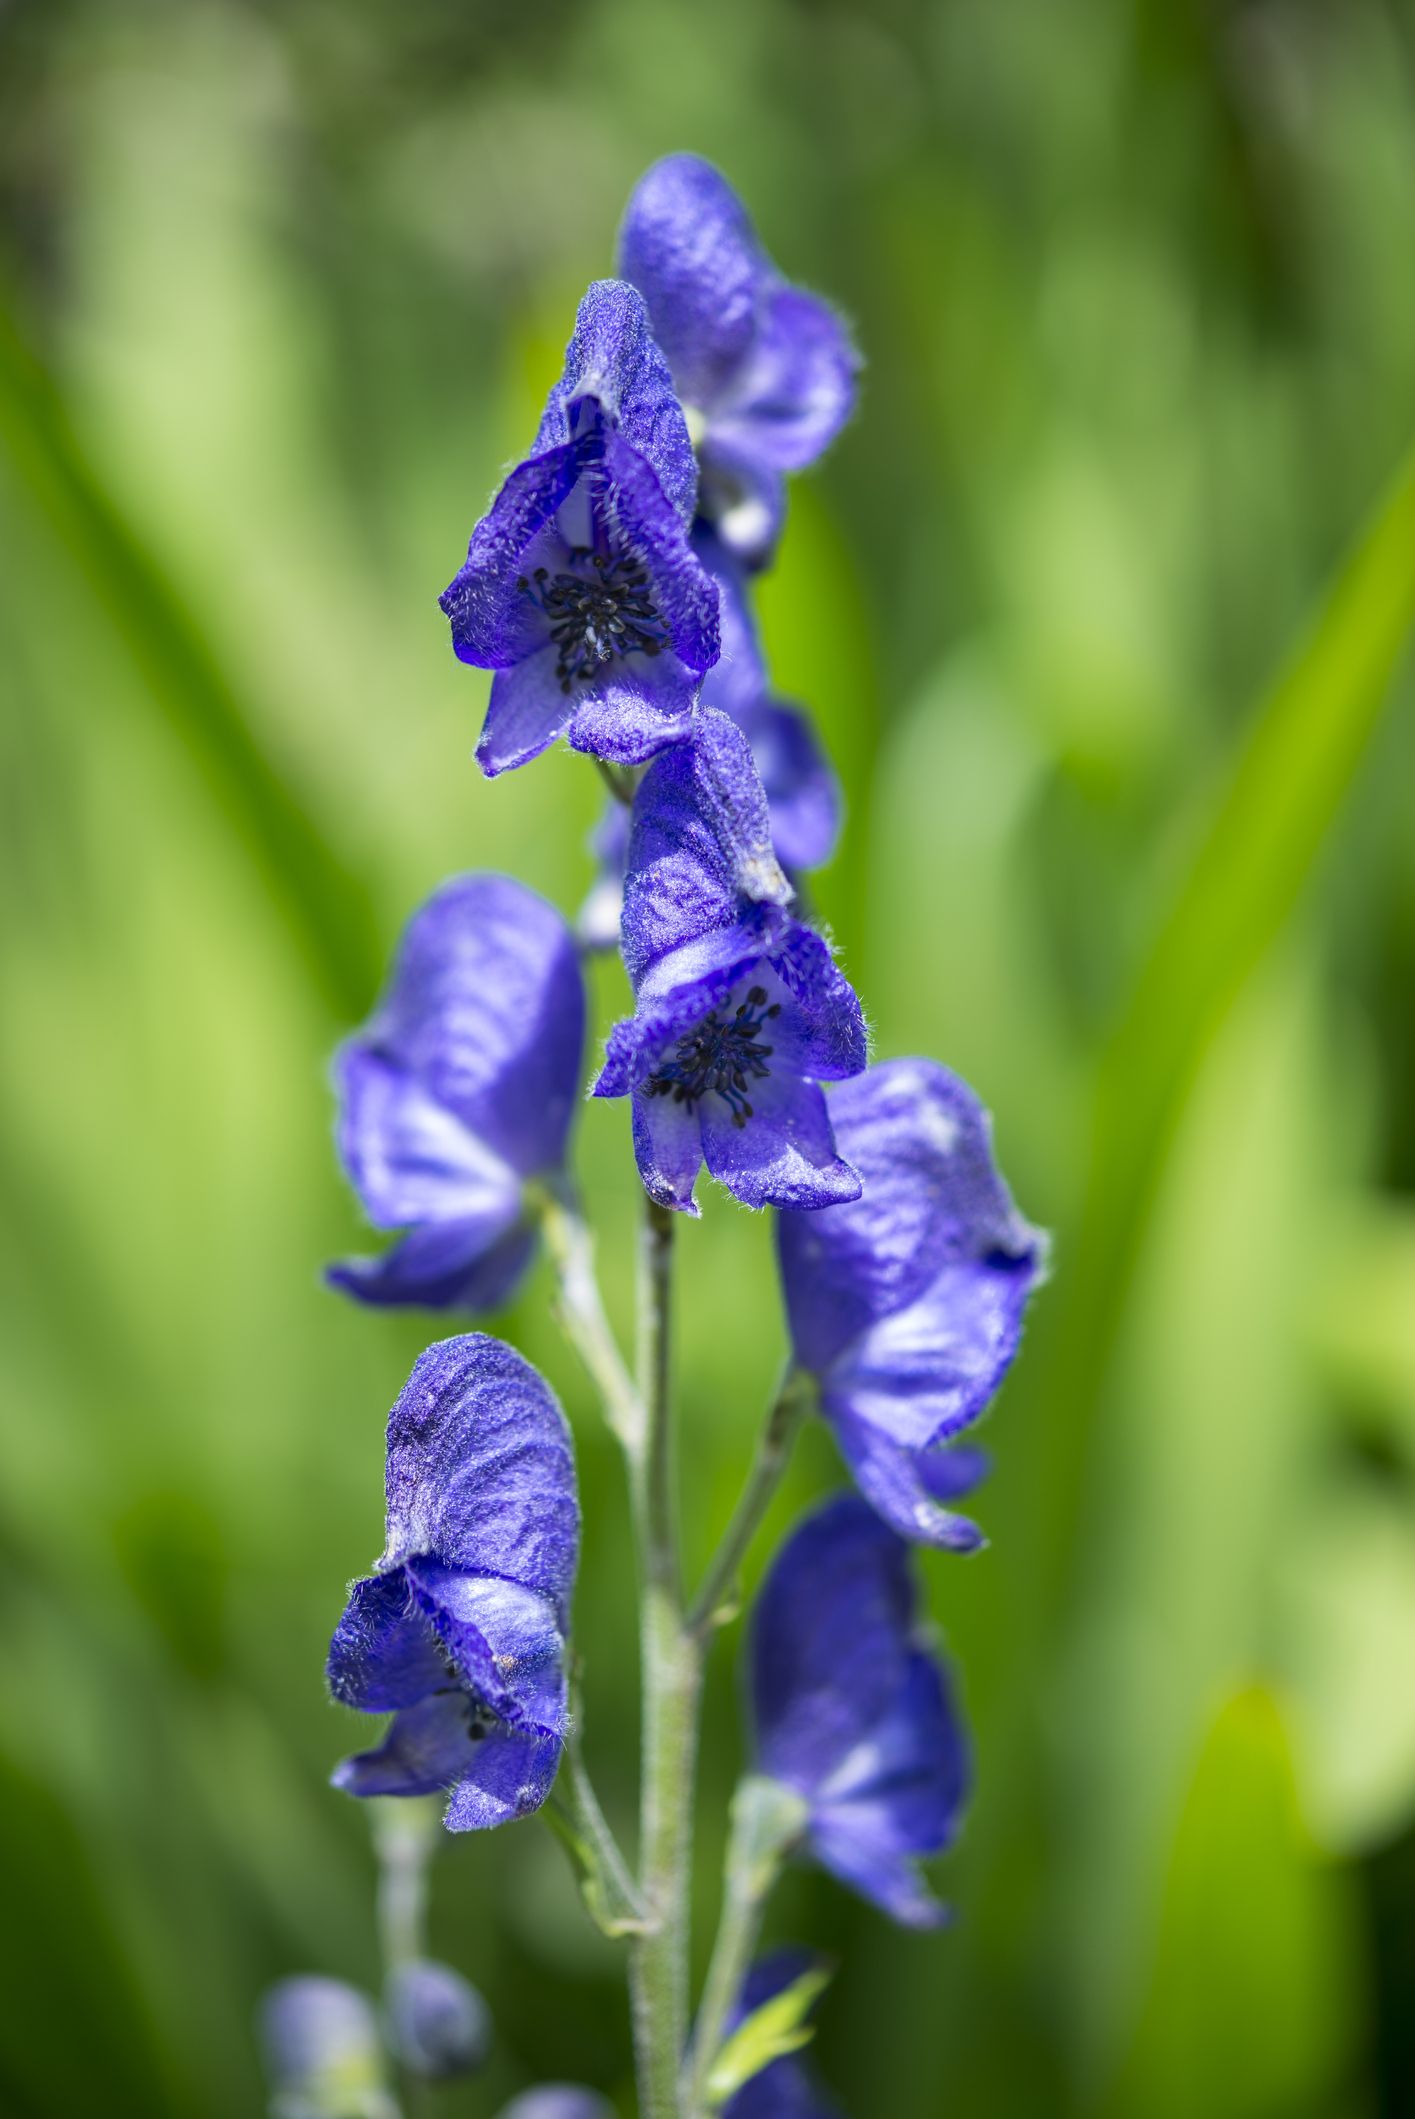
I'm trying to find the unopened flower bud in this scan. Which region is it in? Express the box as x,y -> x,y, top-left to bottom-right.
385,1958 -> 492,2080
496,2089 -> 616,2119
259,1976 -> 396,2119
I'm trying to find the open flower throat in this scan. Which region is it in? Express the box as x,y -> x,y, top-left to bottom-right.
645,984 -> 781,1125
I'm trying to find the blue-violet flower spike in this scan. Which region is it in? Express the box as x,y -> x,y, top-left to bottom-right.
328,1334 -> 578,1832
618,155 -> 859,568
721,1954 -> 843,2118
440,279 -> 720,775
777,1060 -> 1046,1550
593,709 -> 865,1215
328,874 -> 584,1312
751,1495 -> 968,1928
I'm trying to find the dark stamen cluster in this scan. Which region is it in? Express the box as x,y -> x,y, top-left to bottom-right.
518,548 -> 668,693
646,986 -> 781,1128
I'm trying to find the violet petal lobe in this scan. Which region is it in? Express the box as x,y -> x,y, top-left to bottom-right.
532,278 -> 698,525
699,1072 -> 860,1212
329,875 -> 584,1312
618,708 -> 792,989
712,282 -> 859,474
775,1061 -> 1043,1544
616,156 -> 764,411
750,1494 -> 968,1927
365,875 -> 584,1179
618,155 -> 858,566
596,715 -> 864,1214
380,1336 -> 577,1610
442,282 -> 718,774
328,1336 -> 577,1831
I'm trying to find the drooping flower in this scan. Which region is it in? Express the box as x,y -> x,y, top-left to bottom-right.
750,1495 -> 968,1928
328,874 -> 584,1312
384,1960 -> 492,2081
721,1954 -> 843,2119
592,709 -> 865,1214
776,1061 -> 1046,1550
618,155 -> 859,567
440,280 -> 720,775
260,1977 -> 396,2119
328,1335 -> 578,1832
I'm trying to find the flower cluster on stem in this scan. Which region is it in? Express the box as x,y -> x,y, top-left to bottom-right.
268,154 -> 1048,2119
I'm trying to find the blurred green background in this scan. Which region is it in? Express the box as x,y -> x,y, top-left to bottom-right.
4,1 -> 1415,2114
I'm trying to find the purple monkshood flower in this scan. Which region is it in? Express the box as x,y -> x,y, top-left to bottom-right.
592,709 -> 865,1215
618,155 -> 859,568
328,1335 -> 578,1831
723,1954 -> 843,2119
440,279 -> 720,776
777,1060 -> 1046,1550
328,874 -> 584,1312
751,1495 -> 968,1929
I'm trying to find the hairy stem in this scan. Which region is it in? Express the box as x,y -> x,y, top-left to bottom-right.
683,1779 -> 807,2116
373,1798 -> 440,2119
629,1200 -> 702,2119
540,1186 -> 645,1453
686,1368 -> 813,1640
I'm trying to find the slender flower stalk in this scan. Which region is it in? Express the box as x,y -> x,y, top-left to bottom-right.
687,1368 -> 814,1640
682,1778 -> 807,2117
628,1200 -> 703,2119
539,1185 -> 645,1454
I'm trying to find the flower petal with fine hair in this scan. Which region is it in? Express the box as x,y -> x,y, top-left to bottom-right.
439,279 -> 720,775
592,710 -> 864,1215
328,1335 -> 579,1832
776,1060 -> 1046,1549
750,1495 -> 968,1928
327,874 -> 584,1313
618,155 -> 859,568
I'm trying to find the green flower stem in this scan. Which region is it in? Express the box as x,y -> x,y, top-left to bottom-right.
594,757 -> 638,806
629,1199 -> 703,2119
683,1777 -> 808,2116
539,1186 -> 646,1454
546,1710 -> 650,1938
686,1369 -> 814,1640
372,1797 -> 441,2119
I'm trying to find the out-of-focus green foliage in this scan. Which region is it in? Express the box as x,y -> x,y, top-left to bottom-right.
3,2 -> 1415,2114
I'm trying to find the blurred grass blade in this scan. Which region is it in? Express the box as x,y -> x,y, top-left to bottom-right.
1103,1689 -> 1359,2119
0,288 -> 378,1019
1040,436 -> 1415,1593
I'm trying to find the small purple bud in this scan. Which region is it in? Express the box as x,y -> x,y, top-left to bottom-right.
495,2090 -> 616,2119
259,1976 -> 396,2119
385,1958 -> 492,2080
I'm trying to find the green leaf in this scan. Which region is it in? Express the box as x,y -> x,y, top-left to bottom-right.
705,1961 -> 832,2110
0,290 -> 379,1021
1103,1689 -> 1361,2119
1037,436 -> 1415,1592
